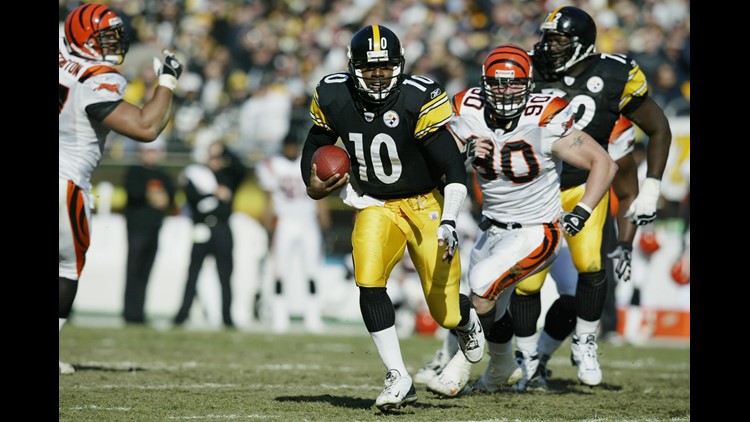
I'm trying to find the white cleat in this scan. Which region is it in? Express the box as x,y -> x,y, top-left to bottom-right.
456,308 -> 485,363
59,360 -> 75,375
571,334 -> 602,386
414,349 -> 451,385
426,351 -> 472,397
471,355 -> 523,394
512,350 -> 548,392
375,369 -> 417,412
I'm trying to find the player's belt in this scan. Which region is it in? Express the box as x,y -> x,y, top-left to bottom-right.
478,218 -> 522,231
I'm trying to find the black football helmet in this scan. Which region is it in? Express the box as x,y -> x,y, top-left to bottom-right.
533,6 -> 596,80
347,25 -> 405,103
481,45 -> 534,119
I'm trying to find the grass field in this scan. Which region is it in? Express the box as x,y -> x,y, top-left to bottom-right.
59,322 -> 690,421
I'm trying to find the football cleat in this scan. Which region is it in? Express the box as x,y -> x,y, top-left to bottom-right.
59,360 -> 75,375
471,350 -> 523,394
511,350 -> 548,392
456,308 -> 485,363
426,351 -> 472,397
375,369 -> 417,412
414,349 -> 452,385
571,334 -> 602,386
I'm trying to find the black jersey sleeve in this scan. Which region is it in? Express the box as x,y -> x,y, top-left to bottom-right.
422,127 -> 466,186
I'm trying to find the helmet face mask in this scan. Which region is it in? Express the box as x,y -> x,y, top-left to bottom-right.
533,6 -> 596,80
65,3 -> 130,65
347,25 -> 405,103
481,45 -> 534,120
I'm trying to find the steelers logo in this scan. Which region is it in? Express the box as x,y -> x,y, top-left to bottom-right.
587,76 -> 604,93
383,110 -> 400,128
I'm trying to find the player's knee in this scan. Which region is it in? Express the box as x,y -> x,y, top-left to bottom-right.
515,276 -> 544,296
358,286 -> 394,332
578,269 -> 606,287
487,311 -> 513,343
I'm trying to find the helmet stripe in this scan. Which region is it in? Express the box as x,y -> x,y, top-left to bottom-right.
546,7 -> 564,23
372,25 -> 381,52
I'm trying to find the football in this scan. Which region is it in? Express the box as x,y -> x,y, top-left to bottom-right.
312,145 -> 350,181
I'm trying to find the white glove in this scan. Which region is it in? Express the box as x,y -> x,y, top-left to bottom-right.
437,220 -> 459,263
152,49 -> 183,92
626,177 -> 661,225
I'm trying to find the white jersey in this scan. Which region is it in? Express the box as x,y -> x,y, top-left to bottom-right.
256,154 -> 318,222
607,115 -> 635,161
59,36 -> 126,195
449,89 -> 574,225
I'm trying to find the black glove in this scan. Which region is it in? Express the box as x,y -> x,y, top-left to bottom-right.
607,241 -> 633,283
560,205 -> 590,236
437,220 -> 459,263
153,49 -> 182,91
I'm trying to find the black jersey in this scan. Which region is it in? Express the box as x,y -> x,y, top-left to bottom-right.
531,53 -> 649,189
309,72 -> 453,199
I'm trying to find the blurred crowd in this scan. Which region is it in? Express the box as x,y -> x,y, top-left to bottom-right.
58,0 -> 689,168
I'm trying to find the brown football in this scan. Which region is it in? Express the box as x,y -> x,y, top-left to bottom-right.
312,145 -> 350,181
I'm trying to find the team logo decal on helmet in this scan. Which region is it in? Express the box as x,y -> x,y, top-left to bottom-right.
347,25 -> 405,103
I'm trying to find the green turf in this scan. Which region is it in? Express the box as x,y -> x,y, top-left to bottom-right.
59,324 -> 690,421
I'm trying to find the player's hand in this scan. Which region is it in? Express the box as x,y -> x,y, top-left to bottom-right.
437,220 -> 459,263
560,205 -> 591,236
606,241 -> 632,283
464,137 -> 493,167
152,49 -> 183,91
626,177 -> 660,225
307,163 -> 349,200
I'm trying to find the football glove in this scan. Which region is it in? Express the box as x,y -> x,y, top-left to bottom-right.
463,138 -> 478,167
606,241 -> 633,283
153,49 -> 183,92
437,220 -> 459,263
626,177 -> 660,225
560,205 -> 591,236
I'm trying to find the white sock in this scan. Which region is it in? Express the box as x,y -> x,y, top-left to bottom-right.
444,330 -> 459,358
537,329 -> 563,361
575,317 -> 599,338
59,318 -> 67,332
370,326 -> 408,377
515,332 -> 540,356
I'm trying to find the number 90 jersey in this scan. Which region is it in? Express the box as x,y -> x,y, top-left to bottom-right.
531,53 -> 648,189
449,89 -> 574,225
309,72 -> 453,199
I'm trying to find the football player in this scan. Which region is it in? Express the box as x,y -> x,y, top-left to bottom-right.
510,6 -> 673,388
256,136 -> 330,333
430,44 -> 616,396
300,25 -> 484,412
59,3 -> 181,374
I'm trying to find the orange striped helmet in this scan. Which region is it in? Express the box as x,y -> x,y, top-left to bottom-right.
481,44 -> 534,119
64,3 -> 129,65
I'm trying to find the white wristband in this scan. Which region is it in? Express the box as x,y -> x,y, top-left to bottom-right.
640,177 -> 661,200
158,74 -> 178,92
441,183 -> 467,223
576,202 -> 593,215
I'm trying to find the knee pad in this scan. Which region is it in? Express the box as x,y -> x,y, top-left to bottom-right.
487,311 -> 514,343
359,287 -> 394,333
543,294 -> 576,341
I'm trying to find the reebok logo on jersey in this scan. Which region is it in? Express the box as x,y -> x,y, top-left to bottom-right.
95,83 -> 120,94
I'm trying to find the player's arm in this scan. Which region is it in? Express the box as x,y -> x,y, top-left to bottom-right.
611,153 -> 639,244
553,128 -> 618,218
99,51 -> 182,143
624,96 -> 672,225
301,125 -> 349,200
424,127 -> 468,262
